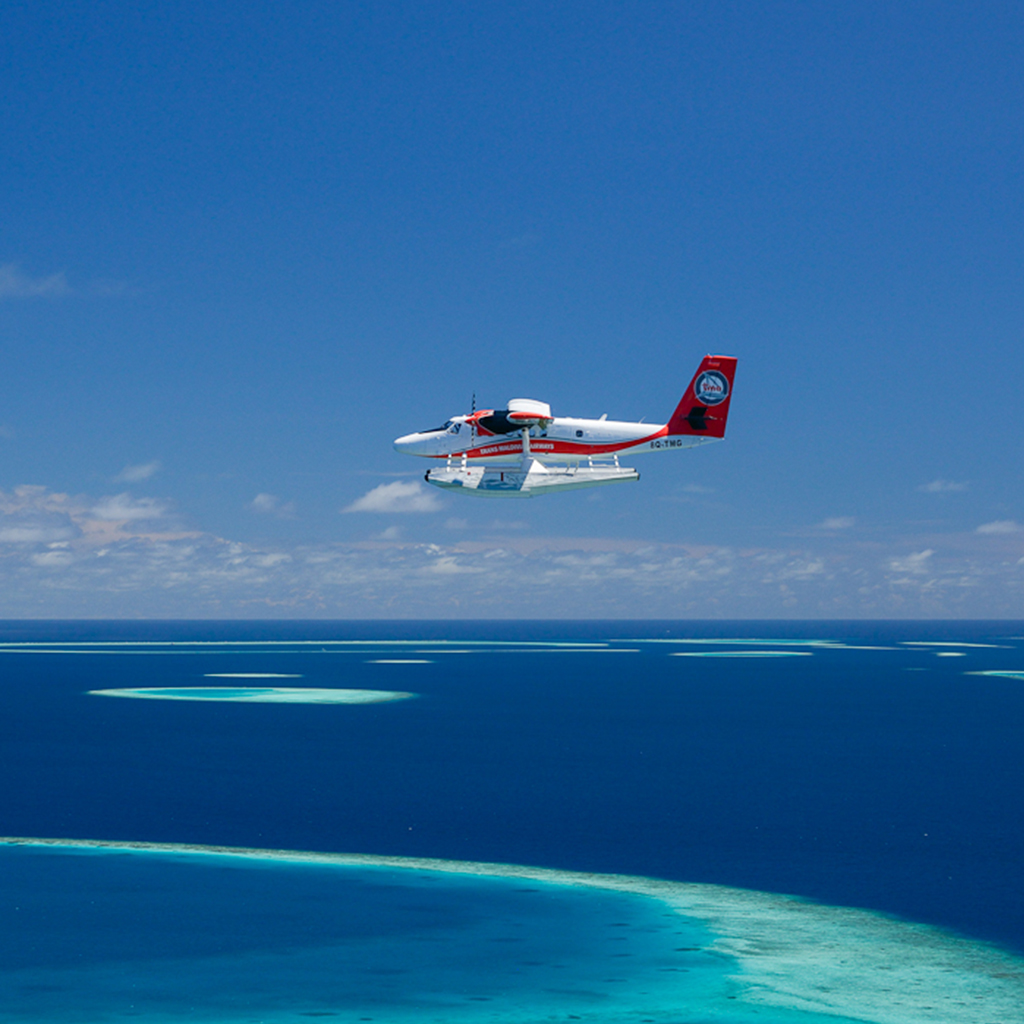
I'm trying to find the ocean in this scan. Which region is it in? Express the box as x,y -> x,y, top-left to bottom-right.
1,620 -> 1023,1023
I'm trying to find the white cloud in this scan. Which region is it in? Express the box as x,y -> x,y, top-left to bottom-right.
888,549 -> 934,574
0,485 -> 190,547
421,555 -> 482,575
919,479 -> 968,493
0,523 -> 77,543
0,492 -> 81,544
252,553 -> 292,567
249,493 -> 297,518
976,520 -> 1023,535
115,461 -> 161,482
0,263 -> 69,298
375,526 -> 403,540
31,549 -> 75,567
776,558 -> 826,579
817,516 -> 856,530
342,481 -> 443,514
90,494 -> 168,522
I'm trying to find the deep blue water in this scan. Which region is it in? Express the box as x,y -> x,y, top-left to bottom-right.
1,618 -> 1022,962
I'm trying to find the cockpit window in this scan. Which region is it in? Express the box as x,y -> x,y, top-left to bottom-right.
417,419 -> 462,435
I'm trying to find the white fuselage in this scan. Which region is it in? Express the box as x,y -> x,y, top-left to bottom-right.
394,414 -> 716,466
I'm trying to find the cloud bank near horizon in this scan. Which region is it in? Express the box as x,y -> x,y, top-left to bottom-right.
2,484 -> 1023,619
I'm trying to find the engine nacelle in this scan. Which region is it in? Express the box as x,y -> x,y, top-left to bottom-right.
506,398 -> 552,425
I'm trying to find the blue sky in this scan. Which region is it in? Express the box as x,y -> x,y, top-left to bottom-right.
2,1 -> 1023,617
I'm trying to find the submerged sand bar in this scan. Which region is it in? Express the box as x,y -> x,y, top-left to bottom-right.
88,687 -> 414,704
2,837 -> 1021,1024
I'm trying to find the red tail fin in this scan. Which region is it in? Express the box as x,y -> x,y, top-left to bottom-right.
667,355 -> 737,438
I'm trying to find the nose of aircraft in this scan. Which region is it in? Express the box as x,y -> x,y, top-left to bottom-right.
393,432 -> 421,454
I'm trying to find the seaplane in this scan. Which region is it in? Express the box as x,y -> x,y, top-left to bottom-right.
394,354 -> 737,497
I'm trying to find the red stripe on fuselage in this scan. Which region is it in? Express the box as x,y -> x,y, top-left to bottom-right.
430,426 -> 670,460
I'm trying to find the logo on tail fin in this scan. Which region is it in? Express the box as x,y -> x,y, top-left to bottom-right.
694,370 -> 729,406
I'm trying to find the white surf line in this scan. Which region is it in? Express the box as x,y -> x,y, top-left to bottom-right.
0,649 -> 387,655
204,673 -> 304,678
365,659 -> 433,665
0,649 -> 628,658
0,649 -> 284,656
88,688 -> 414,704
901,641 -> 1011,649
411,648 -> 640,654
671,651 -> 813,658
0,649 -> 168,655
616,639 -> 900,650
0,645 -> 630,658
435,647 -> 639,654
0,640 -> 610,648
1,837 -> 1021,1024
615,638 -> 842,646
967,670 -> 1024,680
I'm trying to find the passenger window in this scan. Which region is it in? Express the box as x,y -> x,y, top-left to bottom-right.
575,429 -> 584,437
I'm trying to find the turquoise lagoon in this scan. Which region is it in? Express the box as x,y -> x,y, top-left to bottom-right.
2,841 -> 1022,1024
